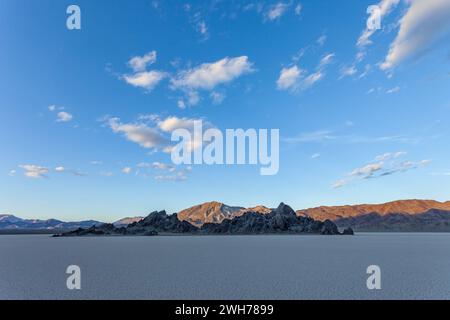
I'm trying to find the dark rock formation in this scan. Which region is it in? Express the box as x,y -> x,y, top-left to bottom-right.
54,223 -> 122,237
56,203 -> 351,237
342,227 -> 354,235
128,210 -> 198,234
201,203 -> 343,235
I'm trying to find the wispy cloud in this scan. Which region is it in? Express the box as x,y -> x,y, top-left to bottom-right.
284,130 -> 335,143
316,34 -> 327,46
357,0 -> 400,49
380,0 -> 450,70
56,111 -> 73,122
339,65 -> 357,79
285,130 -> 421,145
332,152 -> 431,188
295,3 -> 302,16
154,165 -> 192,182
19,165 -> 49,179
107,117 -> 168,149
136,161 -> 191,182
386,86 -> 401,94
105,115 -> 212,154
121,167 -> 132,174
264,2 -> 291,21
54,166 -> 86,176
277,53 -> 335,92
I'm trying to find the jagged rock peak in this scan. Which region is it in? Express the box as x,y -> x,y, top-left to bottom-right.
275,202 -> 296,216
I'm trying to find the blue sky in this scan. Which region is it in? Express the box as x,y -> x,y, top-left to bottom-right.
1,0 -> 450,222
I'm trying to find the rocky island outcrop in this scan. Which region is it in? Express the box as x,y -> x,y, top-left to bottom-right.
55,203 -> 353,237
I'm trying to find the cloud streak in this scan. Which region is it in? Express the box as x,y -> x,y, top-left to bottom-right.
380,0 -> 450,70
277,53 -> 335,92
332,152 -> 431,188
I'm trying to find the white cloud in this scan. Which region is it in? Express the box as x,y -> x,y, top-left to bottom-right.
210,91 -> 226,105
128,51 -> 157,72
100,171 -> 114,177
157,116 -> 201,132
349,162 -> 384,177
302,71 -> 323,88
285,130 -> 335,143
177,99 -> 186,109
311,153 -> 321,159
157,116 -> 212,153
386,86 -> 401,94
186,90 -> 200,106
374,151 -> 406,161
48,105 -> 64,112
277,65 -> 302,90
317,34 -> 327,46
137,161 -> 190,182
318,53 -> 335,69
332,179 -> 347,189
197,21 -> 209,39
106,115 -> 211,155
56,111 -> 73,122
122,167 -> 132,174
123,71 -> 167,90
19,165 -> 49,179
339,65 -> 357,79
137,113 -> 160,122
357,0 -> 401,48
8,169 -> 16,176
171,56 -> 253,106
265,2 -> 290,21
285,130 -> 420,145
295,3 -> 302,16
53,166 -> 86,176
108,117 -> 167,149
152,162 -> 175,171
154,167 -> 191,182
380,0 -> 450,70
277,53 -> 333,92
155,172 -> 188,181
358,64 -> 372,78
171,56 -> 254,91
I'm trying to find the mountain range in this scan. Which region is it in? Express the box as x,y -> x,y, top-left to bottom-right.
3,199 -> 450,232
0,214 -> 102,231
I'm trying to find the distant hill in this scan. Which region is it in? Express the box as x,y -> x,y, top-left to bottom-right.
177,201 -> 271,226
0,214 -> 102,231
296,199 -> 450,221
297,200 -> 450,232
